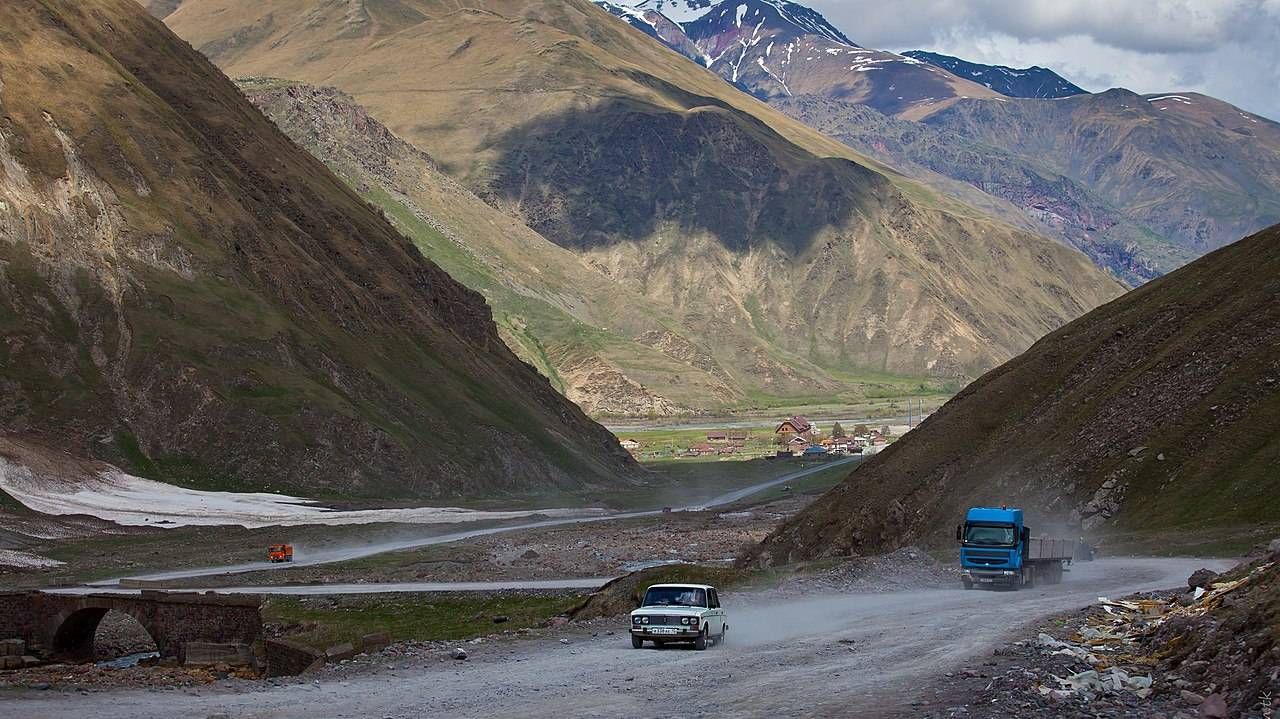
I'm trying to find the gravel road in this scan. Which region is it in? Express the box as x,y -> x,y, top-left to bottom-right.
90,458 -> 859,588
10,557 -> 1230,718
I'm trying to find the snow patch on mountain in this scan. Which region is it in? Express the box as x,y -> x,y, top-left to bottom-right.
902,50 -> 1086,99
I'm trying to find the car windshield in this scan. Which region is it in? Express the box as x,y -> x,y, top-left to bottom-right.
964,524 -> 1016,546
641,587 -> 707,608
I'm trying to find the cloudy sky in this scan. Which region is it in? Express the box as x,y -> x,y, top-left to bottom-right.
807,0 -> 1280,120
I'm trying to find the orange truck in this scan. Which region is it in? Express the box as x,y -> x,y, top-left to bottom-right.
267,544 -> 294,563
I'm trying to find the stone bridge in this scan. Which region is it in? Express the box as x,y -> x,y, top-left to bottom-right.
0,590 -> 262,660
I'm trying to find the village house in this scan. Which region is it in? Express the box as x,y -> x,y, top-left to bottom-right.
689,443 -> 716,456
706,432 -> 728,443
774,416 -> 817,440
619,438 -> 640,451
787,435 -> 811,452
728,434 -> 748,443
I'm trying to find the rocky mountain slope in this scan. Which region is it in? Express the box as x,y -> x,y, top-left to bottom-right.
924,90 -> 1280,259
777,96 -> 1190,284
157,0 -> 1122,395
238,78 -> 749,417
901,51 -> 1086,99
0,0 -> 636,500
752,223 -> 1280,564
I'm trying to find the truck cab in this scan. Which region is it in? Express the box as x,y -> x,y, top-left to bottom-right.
957,507 -> 1069,589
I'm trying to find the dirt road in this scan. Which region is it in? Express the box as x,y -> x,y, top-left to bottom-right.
9,557 -> 1230,718
90,458 -> 859,588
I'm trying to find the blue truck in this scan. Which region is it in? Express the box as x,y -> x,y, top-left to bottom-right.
956,507 -> 1073,589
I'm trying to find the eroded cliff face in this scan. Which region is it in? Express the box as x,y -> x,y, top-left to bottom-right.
0,0 -> 635,500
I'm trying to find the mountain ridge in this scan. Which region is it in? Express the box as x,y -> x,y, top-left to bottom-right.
156,0 -> 1124,404
0,0 -> 635,499
591,0 -> 1280,283
901,50 -> 1087,100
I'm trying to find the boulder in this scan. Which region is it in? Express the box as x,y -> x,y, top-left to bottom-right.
360,633 -> 390,653
451,648 -> 468,661
264,638 -> 324,677
1180,690 -> 1206,705
1187,568 -> 1220,590
324,642 -> 357,663
1198,693 -> 1227,718
0,655 -> 21,670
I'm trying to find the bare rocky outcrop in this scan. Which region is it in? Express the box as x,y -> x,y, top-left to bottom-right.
557,354 -> 688,418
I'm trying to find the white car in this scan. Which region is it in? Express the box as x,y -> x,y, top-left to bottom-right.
629,583 -> 727,650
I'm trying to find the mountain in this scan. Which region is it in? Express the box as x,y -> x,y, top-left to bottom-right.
594,1 -> 705,60
590,0 -> 1280,282
752,223 -> 1280,565
0,0 -> 636,500
775,96 -> 1192,284
238,78 -> 758,416
924,90 -> 1280,258
901,51 -> 1087,100
157,0 -> 1123,399
597,0 -> 1002,118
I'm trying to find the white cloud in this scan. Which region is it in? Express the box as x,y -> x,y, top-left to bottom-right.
806,0 -> 1280,119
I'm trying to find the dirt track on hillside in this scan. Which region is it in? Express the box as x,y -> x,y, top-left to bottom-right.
8,557 -> 1230,718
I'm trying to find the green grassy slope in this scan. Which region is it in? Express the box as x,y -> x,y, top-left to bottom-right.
0,0 -> 634,499
753,223 -> 1280,563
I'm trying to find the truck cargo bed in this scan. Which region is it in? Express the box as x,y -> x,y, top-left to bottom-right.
1027,537 -> 1073,561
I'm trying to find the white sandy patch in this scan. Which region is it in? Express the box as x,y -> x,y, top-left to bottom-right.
0,458 -> 603,530
0,549 -> 65,569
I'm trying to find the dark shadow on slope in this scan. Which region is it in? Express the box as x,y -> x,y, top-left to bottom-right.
483,96 -> 889,255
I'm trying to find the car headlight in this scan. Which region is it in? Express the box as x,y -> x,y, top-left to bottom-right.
632,616 -> 641,624
641,616 -> 649,624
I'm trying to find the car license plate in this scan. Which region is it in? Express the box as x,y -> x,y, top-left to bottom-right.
650,627 -> 679,634
979,578 -> 994,583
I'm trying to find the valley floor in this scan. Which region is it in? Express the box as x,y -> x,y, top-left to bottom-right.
3,558 -> 1228,718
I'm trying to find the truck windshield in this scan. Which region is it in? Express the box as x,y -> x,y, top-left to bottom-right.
641,587 -> 707,608
964,524 -> 1016,546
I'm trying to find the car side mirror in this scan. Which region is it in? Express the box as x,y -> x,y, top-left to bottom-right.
1021,527 -> 1031,544
955,524 -> 963,541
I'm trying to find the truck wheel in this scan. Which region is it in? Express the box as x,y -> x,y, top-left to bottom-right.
694,628 -> 707,651
962,579 -> 974,590
631,635 -> 644,649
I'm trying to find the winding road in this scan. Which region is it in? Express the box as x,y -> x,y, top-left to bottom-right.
14,557 -> 1230,718
83,457 -> 860,590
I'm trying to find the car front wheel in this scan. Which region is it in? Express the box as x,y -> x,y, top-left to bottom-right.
694,627 -> 707,651
631,635 -> 644,649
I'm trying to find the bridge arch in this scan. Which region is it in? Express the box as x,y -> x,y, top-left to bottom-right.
51,606 -> 159,660
1,590 -> 262,660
